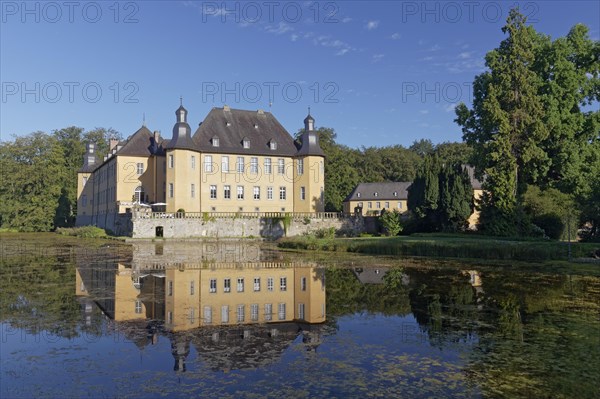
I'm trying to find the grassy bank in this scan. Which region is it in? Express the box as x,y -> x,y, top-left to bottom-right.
278,233 -> 600,262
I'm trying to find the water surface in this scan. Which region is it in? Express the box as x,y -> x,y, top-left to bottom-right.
1,235 -> 598,398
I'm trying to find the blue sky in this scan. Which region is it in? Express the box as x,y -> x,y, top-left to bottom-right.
1,1 -> 598,148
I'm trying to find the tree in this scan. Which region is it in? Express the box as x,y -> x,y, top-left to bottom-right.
455,8 -> 600,236
439,164 -> 474,231
409,139 -> 435,157
408,156 -> 474,232
434,142 -> 473,165
379,209 -> 403,236
0,132 -> 67,231
408,155 -> 441,229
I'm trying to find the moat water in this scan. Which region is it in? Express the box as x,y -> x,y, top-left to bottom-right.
1,234 -> 599,398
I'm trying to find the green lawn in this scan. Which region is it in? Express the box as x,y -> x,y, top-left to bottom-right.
278,233 -> 600,262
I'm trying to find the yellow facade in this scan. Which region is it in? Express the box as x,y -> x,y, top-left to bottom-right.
76,107 -> 326,227
468,189 -> 484,229
293,156 -> 325,213
78,263 -> 326,332
344,199 -> 407,216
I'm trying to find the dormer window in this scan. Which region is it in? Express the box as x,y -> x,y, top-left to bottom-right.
356,193 -> 361,198
374,192 -> 378,197
254,124 -> 258,129
226,121 -> 231,127
270,141 -> 277,150
393,191 -> 398,197
243,138 -> 250,149
212,136 -> 220,147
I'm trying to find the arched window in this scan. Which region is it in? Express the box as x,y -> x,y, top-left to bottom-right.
134,186 -> 145,203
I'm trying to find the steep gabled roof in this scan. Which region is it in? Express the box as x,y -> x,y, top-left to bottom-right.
192,107 -> 298,156
344,182 -> 412,202
118,126 -> 163,157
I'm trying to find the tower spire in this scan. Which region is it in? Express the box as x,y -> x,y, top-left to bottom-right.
180,96 -> 183,106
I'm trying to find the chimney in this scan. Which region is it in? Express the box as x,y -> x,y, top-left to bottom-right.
109,138 -> 119,151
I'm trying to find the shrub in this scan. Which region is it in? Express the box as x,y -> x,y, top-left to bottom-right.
379,209 -> 403,236
533,213 -> 564,240
56,226 -> 107,238
314,227 -> 336,239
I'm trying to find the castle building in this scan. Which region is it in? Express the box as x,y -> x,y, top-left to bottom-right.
77,105 -> 325,230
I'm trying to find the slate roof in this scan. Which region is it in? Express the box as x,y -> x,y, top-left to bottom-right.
464,165 -> 483,189
78,154 -> 99,173
81,126 -> 165,172
117,126 -> 164,157
192,107 -> 299,157
344,182 -> 412,202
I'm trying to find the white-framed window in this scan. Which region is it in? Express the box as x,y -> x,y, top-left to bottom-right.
136,162 -> 144,175
297,159 -> 304,175
264,303 -> 273,321
237,156 -> 244,173
221,305 -> 229,324
301,277 -> 307,291
209,278 -> 217,293
243,138 -> 250,148
270,141 -> 277,150
253,186 -> 260,200
204,155 -> 213,172
277,159 -> 285,174
237,185 -> 244,200
224,185 -> 231,199
398,202 -> 403,209
278,303 -> 286,320
222,156 -> 229,173
237,304 -> 245,322
168,155 -> 174,168
300,186 -> 306,200
374,192 -> 378,197
376,201 -> 381,208
190,280 -> 195,295
210,185 -> 217,199
357,192 -> 361,198
167,311 -> 173,324
280,277 -> 287,291
267,186 -> 273,200
169,183 -> 174,198
368,202 -> 372,209
250,157 -> 258,174
191,183 -> 195,198
135,300 -> 142,314
251,304 -> 259,321
267,277 -> 274,291
204,306 -> 212,324
134,186 -> 145,202
264,158 -> 272,174
189,307 -> 196,324
224,278 -> 231,293
253,277 -> 260,291
298,303 -> 305,320
279,186 -> 286,200
212,136 -> 219,147
237,278 -> 244,292
385,202 -> 390,209
191,155 -> 196,169
393,191 -> 398,197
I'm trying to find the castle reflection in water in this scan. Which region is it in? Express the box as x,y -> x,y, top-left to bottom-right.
75,241 -> 328,371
